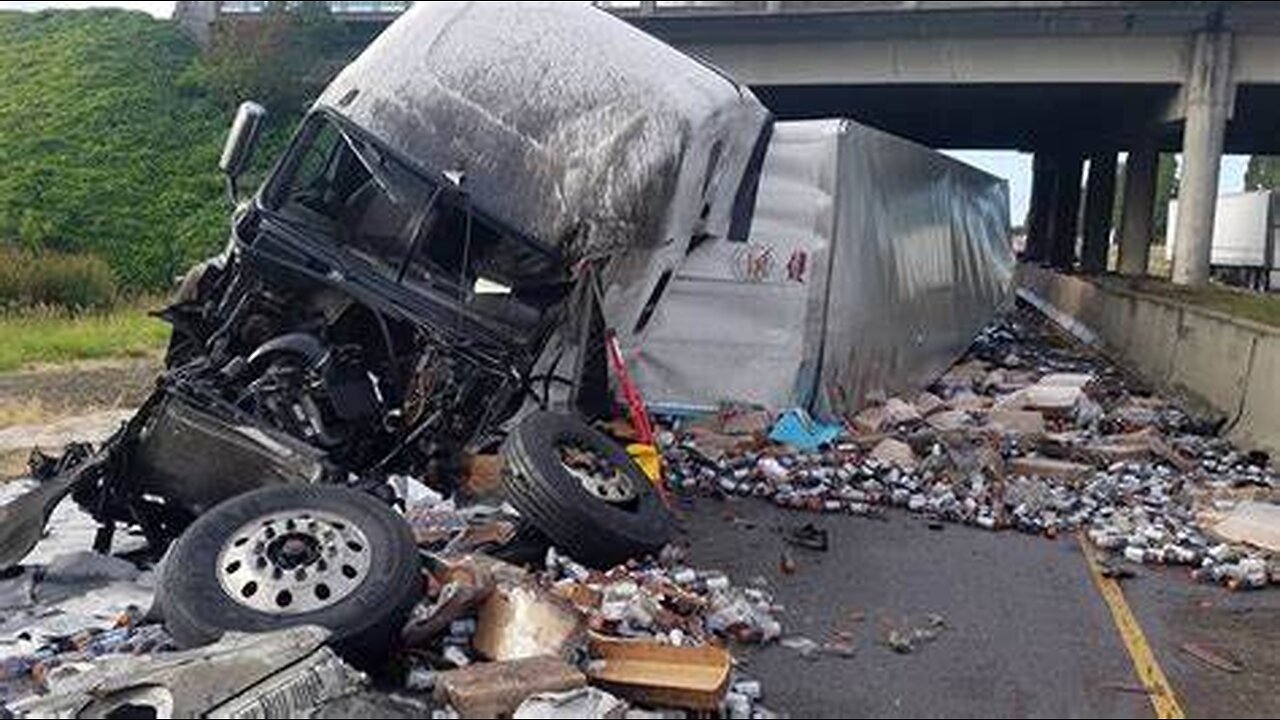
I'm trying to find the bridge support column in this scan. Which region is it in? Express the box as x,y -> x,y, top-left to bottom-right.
1047,152 -> 1083,271
1025,153 -> 1056,262
1117,145 -> 1158,275
1172,30 -> 1233,286
1080,151 -> 1117,274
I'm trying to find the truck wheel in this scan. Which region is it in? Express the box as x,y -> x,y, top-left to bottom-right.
160,484 -> 421,666
501,411 -> 674,569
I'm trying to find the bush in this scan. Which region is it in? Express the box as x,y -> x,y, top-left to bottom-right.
0,245 -> 116,311
182,2 -> 349,115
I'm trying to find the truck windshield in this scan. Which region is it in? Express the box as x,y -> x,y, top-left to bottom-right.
263,114 -> 562,303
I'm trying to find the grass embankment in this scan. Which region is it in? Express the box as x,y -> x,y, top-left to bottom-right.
1099,274 -> 1280,329
0,300 -> 168,373
0,9 -> 230,290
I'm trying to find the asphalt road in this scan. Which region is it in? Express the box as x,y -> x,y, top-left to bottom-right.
1124,564 -> 1280,718
682,496 -> 1277,718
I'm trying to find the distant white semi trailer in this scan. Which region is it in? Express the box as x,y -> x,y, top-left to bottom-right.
1165,190 -> 1280,291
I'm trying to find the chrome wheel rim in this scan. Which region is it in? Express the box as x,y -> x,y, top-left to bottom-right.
560,444 -> 637,504
215,508 -> 371,615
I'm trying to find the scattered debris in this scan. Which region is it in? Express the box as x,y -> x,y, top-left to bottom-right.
1006,456 -> 1092,481
662,311 -> 1279,590
769,408 -> 842,451
885,628 -> 915,654
513,686 -> 629,719
402,553 -> 522,648
779,549 -> 797,574
1180,641 -> 1245,673
927,409 -> 973,432
6,626 -> 361,719
852,405 -> 889,435
434,656 -> 586,719
785,523 -> 830,551
1211,501 -> 1280,553
984,409 -> 1047,437
1099,562 -> 1138,580
869,438 -> 919,471
882,397 -> 924,427
461,453 -> 507,500
393,539 -> 782,717
473,582 -> 586,662
5,305 -> 1279,718
883,614 -> 947,655
719,407 -> 774,438
780,635 -> 820,660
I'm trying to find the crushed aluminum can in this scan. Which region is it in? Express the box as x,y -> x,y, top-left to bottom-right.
732,679 -> 763,700
406,666 -> 437,692
724,691 -> 752,719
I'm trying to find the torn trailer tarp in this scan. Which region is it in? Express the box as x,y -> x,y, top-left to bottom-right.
619,119 -> 1014,417
317,1 -> 770,268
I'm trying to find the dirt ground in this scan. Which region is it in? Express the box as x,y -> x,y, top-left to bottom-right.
0,358 -> 158,478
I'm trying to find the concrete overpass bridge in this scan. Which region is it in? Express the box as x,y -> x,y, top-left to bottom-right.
606,1 -> 1280,286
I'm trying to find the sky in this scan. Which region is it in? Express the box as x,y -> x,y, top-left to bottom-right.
0,1 -> 173,16
947,150 -> 1250,224
0,0 -> 1260,223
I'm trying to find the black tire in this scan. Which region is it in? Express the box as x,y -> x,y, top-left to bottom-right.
488,519 -> 553,567
501,411 -> 674,569
160,484 -> 421,666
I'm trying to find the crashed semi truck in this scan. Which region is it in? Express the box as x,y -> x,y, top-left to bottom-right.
0,1 -> 1010,659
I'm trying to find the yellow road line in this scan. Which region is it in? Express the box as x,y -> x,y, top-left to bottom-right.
1078,534 -> 1186,719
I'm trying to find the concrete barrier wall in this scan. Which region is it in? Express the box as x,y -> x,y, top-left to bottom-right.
1017,263 -> 1280,457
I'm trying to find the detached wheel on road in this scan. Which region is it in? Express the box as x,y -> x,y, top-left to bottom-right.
159,484 -> 421,665
502,411 -> 674,569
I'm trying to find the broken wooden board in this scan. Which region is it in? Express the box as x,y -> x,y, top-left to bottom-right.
586,635 -> 731,711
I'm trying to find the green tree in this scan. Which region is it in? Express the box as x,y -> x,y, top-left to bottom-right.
1244,156 -> 1280,190
184,1 -> 349,116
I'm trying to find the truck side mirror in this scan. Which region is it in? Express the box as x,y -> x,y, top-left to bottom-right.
219,101 -> 267,204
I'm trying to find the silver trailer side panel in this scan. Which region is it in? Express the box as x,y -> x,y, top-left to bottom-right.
819,121 -> 1013,416
622,121 -> 839,411
625,119 -> 1013,417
